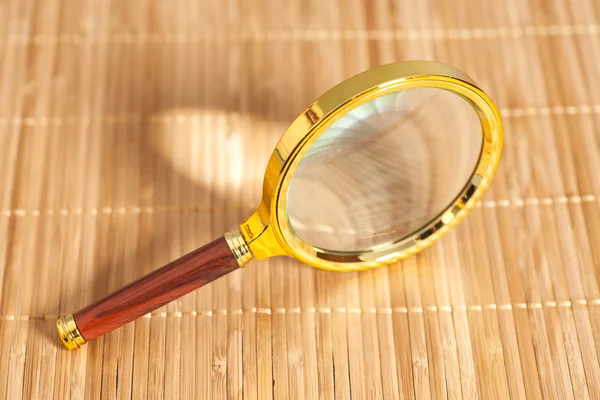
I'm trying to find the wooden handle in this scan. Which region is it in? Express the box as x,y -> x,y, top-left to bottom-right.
72,237 -> 239,341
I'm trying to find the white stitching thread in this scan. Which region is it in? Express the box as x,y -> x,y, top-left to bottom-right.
1,206 -> 253,217
1,195 -> 595,218
478,195 -> 597,209
2,300 -> 596,320
1,105 -> 599,127
2,25 -> 600,45
500,105 -> 600,117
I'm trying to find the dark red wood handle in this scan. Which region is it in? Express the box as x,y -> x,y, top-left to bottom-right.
73,237 -> 239,341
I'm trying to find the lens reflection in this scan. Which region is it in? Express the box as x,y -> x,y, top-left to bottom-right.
286,87 -> 482,252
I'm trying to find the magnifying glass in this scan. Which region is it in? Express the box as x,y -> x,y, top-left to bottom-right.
56,60 -> 503,349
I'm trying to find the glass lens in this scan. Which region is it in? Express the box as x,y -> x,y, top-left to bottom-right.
286,87 -> 482,252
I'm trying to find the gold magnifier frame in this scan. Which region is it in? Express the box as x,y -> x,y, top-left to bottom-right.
241,60 -> 503,271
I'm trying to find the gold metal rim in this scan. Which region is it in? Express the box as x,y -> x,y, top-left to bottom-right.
241,60 -> 504,271
56,315 -> 86,350
224,231 -> 253,267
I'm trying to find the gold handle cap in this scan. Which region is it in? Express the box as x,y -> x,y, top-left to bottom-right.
56,315 -> 86,350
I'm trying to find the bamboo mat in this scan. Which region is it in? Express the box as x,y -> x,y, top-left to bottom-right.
2,0 -> 600,398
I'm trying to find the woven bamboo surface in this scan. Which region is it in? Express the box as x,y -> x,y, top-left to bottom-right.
2,0 -> 600,398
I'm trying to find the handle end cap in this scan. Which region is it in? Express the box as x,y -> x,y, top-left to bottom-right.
56,315 -> 86,350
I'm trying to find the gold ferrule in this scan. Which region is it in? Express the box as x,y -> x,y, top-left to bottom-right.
56,315 -> 86,350
224,230 -> 253,267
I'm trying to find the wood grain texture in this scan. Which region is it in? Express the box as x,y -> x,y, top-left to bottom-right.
2,0 -> 600,399
73,237 -> 238,340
